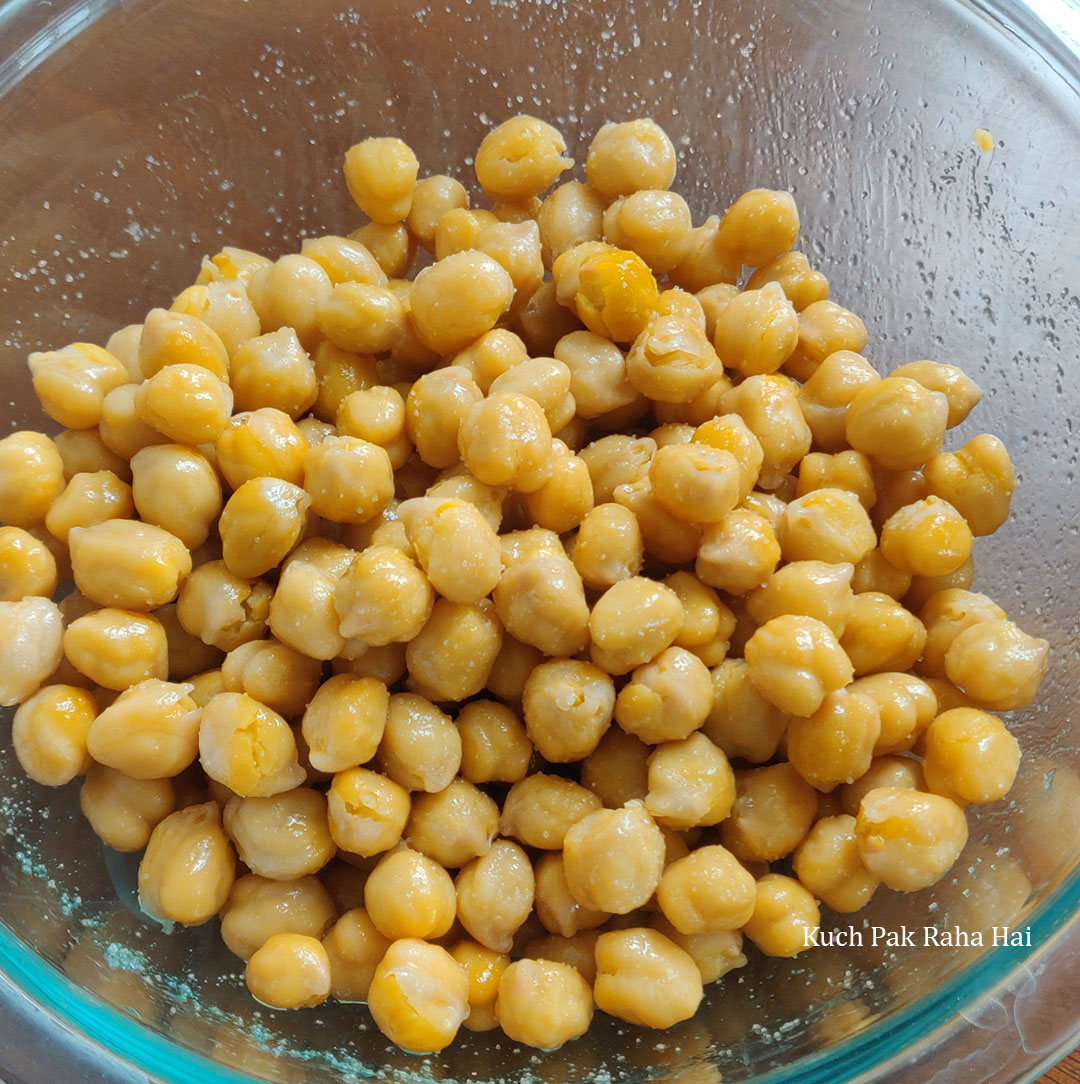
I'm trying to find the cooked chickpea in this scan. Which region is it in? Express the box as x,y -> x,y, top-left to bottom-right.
406,175 -> 468,250
474,218 -> 545,300
522,658 -> 614,762
363,847 -> 457,940
79,764 -> 174,851
645,733 -> 735,829
839,754 -> 927,817
268,550 -> 349,662
496,958 -> 594,1050
322,908 -> 390,1003
922,707 -> 1020,804
845,376 -> 949,472
454,700 -> 530,785
646,442 -> 741,526
500,773 -> 601,850
129,445 -> 221,551
532,851 -> 608,938
719,374 -> 810,490
298,675 -> 387,774
217,477 -> 309,579
229,327 -> 318,417
917,588 -> 1007,680
457,391 -> 553,494
314,282 -> 403,356
215,407 -> 308,488
613,469 -> 703,565
246,933 -> 331,1011
378,692 -> 460,792
138,307 -> 230,380
850,671 -> 938,755
746,250 -> 829,310
27,342 -> 128,429
449,940 -> 508,1032
715,188 -> 799,268
0,526 -> 57,601
655,844 -> 756,934
53,427 -> 130,482
327,767 -> 410,858
879,495 -> 973,578
175,561 -> 272,652
923,433 -> 1015,537
615,647 -> 713,745
405,778 -> 499,868
455,838 -> 535,953
601,189 -> 692,273
588,576 -> 683,676
222,635 -> 325,719
746,560 -> 856,637
350,221 -> 416,278
537,181 -> 606,266
904,554 -> 975,612
98,383 -> 166,460
569,504 -> 643,592
11,684 -> 95,786
712,282 -> 799,377
406,598 -> 503,702
475,115 -> 571,200
586,119 -> 676,197
840,591 -> 927,676
220,873 -> 336,960
494,552 -> 590,659
795,351 -> 878,452
785,300 -> 869,382
797,450 -> 877,512
855,787 -> 968,892
309,340 -> 379,423
134,362 -> 233,445
703,658 -> 789,764
695,508 -> 781,596
852,548 -> 913,600
786,687 -> 882,792
302,435 -> 394,525
343,136 -> 419,222
890,360 -> 981,428
577,726 -> 648,810
0,431 -> 65,528
593,928 -> 703,1028
555,243 -> 660,344
138,802 -> 235,925
63,608 -> 168,689
300,234 -> 388,287
580,433 -> 655,503
778,488 -> 877,567
625,313 -> 723,403
403,367 -> 482,470
742,874 -> 821,957
944,617 -> 1049,711
223,788 -> 335,880
666,215 -> 741,293
174,279 -> 261,358
333,544 -> 433,649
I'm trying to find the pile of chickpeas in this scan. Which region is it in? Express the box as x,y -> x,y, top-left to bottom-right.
0,114 -> 1050,1055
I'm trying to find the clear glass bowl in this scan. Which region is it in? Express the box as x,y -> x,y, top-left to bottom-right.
2,0 -> 1079,1081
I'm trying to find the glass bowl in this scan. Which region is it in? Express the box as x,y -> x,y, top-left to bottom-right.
2,0 -> 1079,1081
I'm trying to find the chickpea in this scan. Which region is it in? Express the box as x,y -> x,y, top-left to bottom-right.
363,847 -> 457,940
719,374 -> 811,490
588,575 -> 683,676
878,495 -> 973,579
473,219 -> 545,301
786,687 -> 882,792
315,282 -> 404,356
593,928 -> 703,1028
784,300 -> 869,382
295,675 -> 385,775
378,692 -> 460,792
196,245 -> 272,286
712,282 -> 799,377
944,617 -> 1049,711
746,250 -> 829,311
268,552 -> 350,663
855,787 -> 968,892
615,647 -> 713,745
12,684 -> 96,786
457,391 -> 553,494
302,435 -> 394,526
586,119 -> 676,197
129,445 -> 221,551
478,634 -> 540,706
695,507 -> 781,596
840,591 -> 928,676
0,526 -> 57,602
133,362 -> 233,445
53,427 -> 130,482
425,465 -> 506,530
650,917 -> 746,986
229,327 -> 318,418
335,642 -> 408,687
845,376 -> 949,472
522,659 -> 614,763
322,908 -> 390,1003
406,175 -> 469,250
778,488 -> 877,567
138,802 -> 235,926
0,431 -> 65,528
350,221 -> 416,278
890,360 -> 982,428
850,672 -> 938,755
405,778 -> 499,869
246,933 -> 331,1011
561,800 -> 665,914
494,552 -> 590,659
199,691 -> 305,797
446,940 -> 507,1033
667,215 -> 741,293
746,560 -> 856,637
602,189 -> 693,274
474,115 -> 571,200
904,554 -> 975,612
715,188 -> 799,268
217,477 -> 309,580
223,788 -> 335,880
554,243 -> 660,344
537,181 -> 606,268
917,588 -> 1006,680
625,313 -> 724,403
342,136 -> 418,222
215,407 -> 308,489
614,469 -> 704,565
797,450 -> 877,513
645,733 -> 735,829
703,658 -> 790,764
580,433 -> 656,503
793,814 -> 880,913
580,726 -> 650,810
220,873 -> 336,960
63,608 -> 168,690
742,874 -> 821,957
496,958 -> 594,1050
79,764 -> 175,852
872,466 -> 931,531
655,844 -> 756,935
852,548 -> 913,600
500,773 -> 601,850
647,442 -> 741,526
137,306 -> 230,380
300,234 -> 388,287
570,503 -> 643,591
455,839 -> 535,953
406,598 -> 503,702
26,342 -> 128,430
922,707 -> 1020,804
175,563 -> 271,655
457,699 -> 532,785
923,434 -> 1016,537
97,383 -> 165,460
333,545 -> 432,651
327,767 -> 410,858
532,852 -> 608,939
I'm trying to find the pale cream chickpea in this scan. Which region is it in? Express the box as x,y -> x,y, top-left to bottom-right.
571,503 -> 644,591
316,281 -> 404,356
719,374 -> 811,490
668,216 -> 742,293
363,846 -> 457,940
695,507 -> 781,596
228,327 -> 319,417
245,933 -> 331,1011
797,350 -> 881,452
400,779 -> 495,870
500,773 -> 601,850
378,692 -> 461,792
746,250 -> 829,311
219,874 -> 337,960
522,658 -> 614,763
407,175 -> 469,250
27,342 -> 128,430
455,838 -> 535,953
645,733 -> 735,829
784,300 -> 869,382
712,282 -> 799,376
852,548 -> 914,600
98,383 -> 168,460
694,414 -> 765,500
302,434 -> 394,525
327,767 -> 410,858
11,684 -> 96,786
406,598 -> 503,702
0,431 -> 66,528
890,360 -> 982,428
879,495 -> 973,578
839,754 -> 926,816
561,800 -> 665,914
218,477 -> 310,579
133,362 -> 233,445
944,617 -> 1049,711
796,449 -> 877,511
457,391 -> 553,493
333,544 -> 433,649
850,672 -> 938,755
130,445 -> 221,551
579,433 -> 656,503
921,707 -> 1020,804
223,788 -> 335,880
855,787 -> 969,892
474,115 -> 571,200
656,844 -> 756,934
214,407 -> 308,488
746,560 -> 857,637
450,328 -> 527,395
449,940 -> 509,1032
904,554 -> 975,612
702,658 -> 790,764
496,958 -> 594,1050
648,442 -> 741,525
87,678 -> 200,778
615,647 -> 713,745
299,674 -> 388,774
138,801 -> 235,926
494,551 -> 590,659
343,135 -> 419,223
78,764 -> 174,852
53,427 -> 130,481
457,699 -> 532,785
588,575 -> 684,676
103,322 -> 144,379
602,189 -> 694,273
62,607 -> 168,689
625,313 -> 724,404
778,488 -> 877,567
845,376 -> 949,472
923,433 -> 1016,537
408,251 -> 514,355
350,221 -> 416,278
917,588 -> 1007,680
138,307 -> 230,380
838,591 -> 927,677
322,908 -> 390,1003
199,691 -> 305,797
533,852 -> 609,937
786,687 -> 882,792
396,496 -> 502,604
593,927 -> 703,1028
580,725 -> 650,809
299,234 -> 388,287
718,762 -> 818,863
537,181 -> 606,266
715,188 -> 800,268
741,874 -> 820,958
219,637 -> 322,719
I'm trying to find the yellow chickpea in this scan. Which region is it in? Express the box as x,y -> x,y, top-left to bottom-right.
646,442 -> 741,526
703,658 -> 789,764
219,873 -> 336,960
593,927 -> 703,1028
0,431 -> 65,528
579,433 -> 656,503
268,548 -> 351,663
719,374 -> 811,490
778,488 -> 877,567
845,376 -> 950,472
712,282 -> 799,377
923,433 -> 1016,537
602,189 -> 693,273
134,362 -> 233,445
746,560 -> 856,637
840,591 -> 927,676
655,844 -> 756,934
695,507 -> 781,596
404,778 -> 500,869
537,181 -> 606,266
174,561 -> 272,653
302,434 -> 394,525
378,692 -> 460,792
316,281 -> 405,355
138,307 -> 230,379
855,787 -> 968,892
322,908 -> 390,1003
786,687 -> 882,791
890,360 -> 982,428
350,221 -> 416,278
218,477 -> 310,579
944,617 -> 1049,711
449,940 -> 508,1032
0,525 -> 57,601
792,813 -> 880,912
300,234 -> 388,288
53,427 -> 130,482
922,707 -> 1020,804
746,250 -> 829,310
494,551 -> 590,659
588,575 -> 683,676
796,449 -> 878,511
500,773 -> 601,850
222,787 -> 333,882
625,313 -> 724,403
300,674 -> 388,774
11,684 -> 96,787
405,598 -> 503,702
521,658 -> 614,763
130,445 -> 221,551
784,300 -> 869,382
850,671 -> 938,755
333,544 -> 433,649
196,245 -> 272,286
246,933 -> 331,1011
363,847 -> 457,941
455,838 -> 535,953
457,700 -> 531,785
220,637 -> 321,717
457,391 -> 553,493
475,115 -> 571,200
852,548 -> 913,600
228,327 -> 318,418
615,646 -> 713,745
27,342 -> 129,429
327,767 -> 410,858
214,407 -> 308,489
579,726 -> 650,810
63,607 -> 168,689
343,136 -> 419,222
795,350 -> 879,450
917,588 -> 1006,680
406,175 -> 469,250
78,764 -> 175,852
561,800 -> 665,914
138,802 -> 235,926
645,733 -> 735,829
904,553 -> 975,612
554,243 -> 660,345
667,215 -> 741,293
879,495 -> 973,578
586,119 -> 676,197
715,188 -> 800,268
496,958 -> 594,1050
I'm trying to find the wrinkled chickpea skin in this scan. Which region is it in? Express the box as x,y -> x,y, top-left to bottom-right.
0,111 -> 1050,1058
